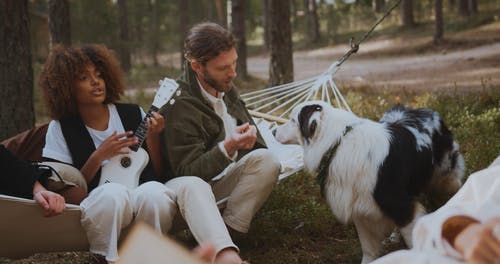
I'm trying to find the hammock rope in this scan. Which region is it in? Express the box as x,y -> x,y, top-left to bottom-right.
241,0 -> 402,122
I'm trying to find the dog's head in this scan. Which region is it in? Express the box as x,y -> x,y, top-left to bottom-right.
273,101 -> 326,145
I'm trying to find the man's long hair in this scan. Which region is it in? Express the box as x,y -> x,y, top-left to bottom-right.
184,22 -> 236,65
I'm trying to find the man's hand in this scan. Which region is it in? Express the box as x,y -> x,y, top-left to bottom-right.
223,123 -> 257,157
454,217 -> 500,264
33,190 -> 66,217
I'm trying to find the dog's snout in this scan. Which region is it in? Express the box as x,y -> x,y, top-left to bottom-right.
271,128 -> 277,137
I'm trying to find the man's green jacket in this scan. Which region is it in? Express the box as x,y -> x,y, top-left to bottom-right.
159,63 -> 266,181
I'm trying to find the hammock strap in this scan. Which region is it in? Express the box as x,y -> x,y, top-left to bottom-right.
337,0 -> 402,67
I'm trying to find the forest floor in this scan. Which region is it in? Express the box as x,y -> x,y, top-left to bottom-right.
248,20 -> 500,93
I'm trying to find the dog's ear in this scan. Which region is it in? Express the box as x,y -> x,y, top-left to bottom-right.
298,104 -> 322,143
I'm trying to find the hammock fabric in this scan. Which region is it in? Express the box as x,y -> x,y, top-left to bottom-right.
0,194 -> 88,258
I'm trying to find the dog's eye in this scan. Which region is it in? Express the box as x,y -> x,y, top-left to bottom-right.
291,119 -> 296,123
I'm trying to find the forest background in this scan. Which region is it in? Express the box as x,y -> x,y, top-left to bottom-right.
0,0 -> 499,263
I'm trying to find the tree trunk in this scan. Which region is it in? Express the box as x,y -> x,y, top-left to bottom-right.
400,0 -> 415,28
268,0 -> 293,86
374,0 -> 385,13
262,0 -> 270,51
148,0 -> 159,66
179,0 -> 189,68
215,0 -> 226,25
48,0 -> 71,47
0,0 -> 34,140
448,0 -> 455,10
304,0 -> 320,43
231,0 -> 248,79
434,0 -> 444,45
458,0 -> 470,17
117,0 -> 131,72
133,1 -> 144,44
468,0 -> 477,15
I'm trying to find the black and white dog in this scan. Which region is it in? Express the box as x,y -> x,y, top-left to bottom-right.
273,101 -> 465,263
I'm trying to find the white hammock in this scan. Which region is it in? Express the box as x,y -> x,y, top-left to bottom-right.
0,60 -> 351,259
242,60 -> 352,182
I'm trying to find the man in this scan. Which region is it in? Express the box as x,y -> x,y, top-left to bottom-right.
160,21 -> 280,247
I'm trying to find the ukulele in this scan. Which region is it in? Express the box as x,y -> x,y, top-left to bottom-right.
99,77 -> 179,189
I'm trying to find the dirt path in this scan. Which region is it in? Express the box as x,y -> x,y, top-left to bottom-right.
248,41 -> 500,92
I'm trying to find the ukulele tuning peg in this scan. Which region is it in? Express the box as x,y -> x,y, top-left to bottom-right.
176,90 -> 181,96
169,99 -> 176,105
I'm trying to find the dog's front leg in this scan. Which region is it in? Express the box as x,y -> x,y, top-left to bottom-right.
353,216 -> 393,264
399,202 -> 426,248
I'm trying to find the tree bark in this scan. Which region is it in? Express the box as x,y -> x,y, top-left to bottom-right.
458,0 -> 470,17
468,0 -> 477,15
231,0 -> 248,79
434,0 -> 444,45
268,0 -> 293,86
448,0 -> 455,10
400,0 -> 415,28
148,0 -> 159,66
304,0 -> 320,43
215,0 -> 226,25
0,0 -> 34,140
262,0 -> 270,51
374,0 -> 385,13
179,0 -> 189,68
117,0 -> 131,72
48,0 -> 71,47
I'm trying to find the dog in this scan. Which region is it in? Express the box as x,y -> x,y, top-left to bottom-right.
273,101 -> 465,263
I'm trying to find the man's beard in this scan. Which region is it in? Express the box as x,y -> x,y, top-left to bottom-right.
202,68 -> 233,93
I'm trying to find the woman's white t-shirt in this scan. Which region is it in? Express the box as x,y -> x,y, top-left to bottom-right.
42,104 -> 146,165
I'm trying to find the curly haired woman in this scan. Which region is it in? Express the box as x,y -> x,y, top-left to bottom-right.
39,44 -> 178,263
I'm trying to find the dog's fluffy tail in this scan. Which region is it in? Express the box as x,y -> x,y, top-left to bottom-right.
430,140 -> 465,195
381,105 -> 465,195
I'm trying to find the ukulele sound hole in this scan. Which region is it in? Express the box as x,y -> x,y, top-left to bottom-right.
121,157 -> 131,168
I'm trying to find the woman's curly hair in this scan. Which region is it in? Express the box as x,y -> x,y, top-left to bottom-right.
39,44 -> 125,119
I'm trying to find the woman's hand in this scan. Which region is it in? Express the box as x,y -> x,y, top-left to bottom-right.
146,112 -> 165,136
93,131 -> 138,162
33,190 -> 66,217
145,112 -> 166,179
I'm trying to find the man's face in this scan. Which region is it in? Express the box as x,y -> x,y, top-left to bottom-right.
192,47 -> 238,93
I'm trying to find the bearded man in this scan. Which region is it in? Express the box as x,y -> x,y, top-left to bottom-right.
159,22 -> 280,260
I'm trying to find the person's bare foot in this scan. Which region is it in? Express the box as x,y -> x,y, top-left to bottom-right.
215,247 -> 242,264
193,242 -> 217,262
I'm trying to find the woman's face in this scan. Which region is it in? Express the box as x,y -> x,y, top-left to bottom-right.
74,64 -> 106,106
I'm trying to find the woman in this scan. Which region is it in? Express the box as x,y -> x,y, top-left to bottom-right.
39,44 -> 178,262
